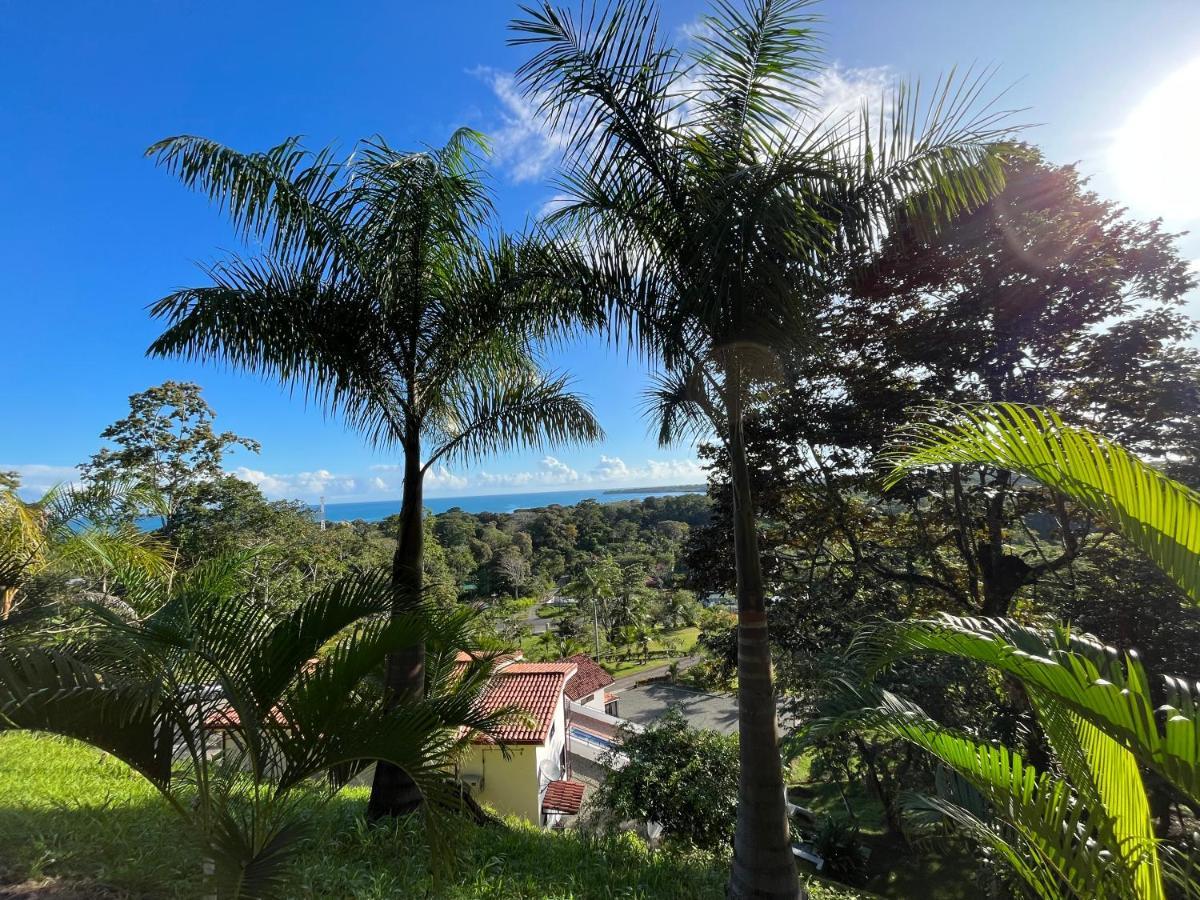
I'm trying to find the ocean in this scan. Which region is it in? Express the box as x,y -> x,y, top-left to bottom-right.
320,488 -> 705,522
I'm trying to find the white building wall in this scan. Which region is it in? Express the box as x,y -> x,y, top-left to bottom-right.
535,692 -> 568,826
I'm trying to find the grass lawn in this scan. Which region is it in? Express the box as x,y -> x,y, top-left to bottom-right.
0,732 -> 867,899
649,626 -> 700,654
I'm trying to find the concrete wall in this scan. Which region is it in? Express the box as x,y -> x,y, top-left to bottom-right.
575,691 -> 607,713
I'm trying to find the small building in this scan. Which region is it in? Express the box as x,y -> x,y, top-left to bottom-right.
564,653 -> 619,717
457,658 -> 587,827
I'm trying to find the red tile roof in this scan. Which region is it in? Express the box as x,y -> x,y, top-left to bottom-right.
475,662 -> 577,744
203,705 -> 289,730
452,650 -> 523,679
542,779 -> 586,815
563,654 -> 615,701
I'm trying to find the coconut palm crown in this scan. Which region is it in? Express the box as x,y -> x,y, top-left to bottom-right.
509,0 -> 1016,895
145,129 -> 603,817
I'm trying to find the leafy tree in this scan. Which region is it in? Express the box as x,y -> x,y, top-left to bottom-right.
806,403 -> 1200,899
145,129 -> 602,817
657,589 -> 700,630
80,381 -> 259,526
692,149 -> 1200,617
697,609 -> 739,682
511,0 -> 1012,892
593,708 -> 739,850
493,547 -> 532,601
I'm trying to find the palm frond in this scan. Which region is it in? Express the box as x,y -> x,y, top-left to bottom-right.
804,682 -> 1135,898
642,366 -> 718,447
424,368 -> 602,467
148,258 -> 407,450
145,135 -> 355,270
881,403 -> 1200,604
690,0 -> 824,150
856,615 -> 1200,811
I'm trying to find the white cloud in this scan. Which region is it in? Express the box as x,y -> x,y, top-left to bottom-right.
477,455 -> 580,489
813,65 -> 894,125
425,466 -> 469,492
540,455 -> 580,483
3,463 -> 81,498
234,466 -> 358,501
472,67 -> 565,183
587,455 -> 704,485
591,454 -> 631,481
476,454 -> 704,489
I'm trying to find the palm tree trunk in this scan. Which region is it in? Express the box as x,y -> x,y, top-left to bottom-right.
1,586 -> 15,620
726,388 -> 801,900
367,433 -> 426,820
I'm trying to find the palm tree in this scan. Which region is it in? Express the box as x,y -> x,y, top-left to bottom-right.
806,618 -> 1179,899
510,1 -> 1014,893
0,561 -> 514,898
566,557 -> 620,657
145,130 -> 603,818
803,403 -> 1200,898
0,478 -> 168,623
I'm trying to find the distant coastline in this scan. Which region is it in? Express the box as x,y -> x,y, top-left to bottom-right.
319,485 -> 707,523
602,483 -> 706,494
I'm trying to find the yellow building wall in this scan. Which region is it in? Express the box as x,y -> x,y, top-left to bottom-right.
459,743 -> 540,823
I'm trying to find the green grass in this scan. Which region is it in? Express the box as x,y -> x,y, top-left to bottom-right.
649,626 -> 700,654
0,732 -> 866,899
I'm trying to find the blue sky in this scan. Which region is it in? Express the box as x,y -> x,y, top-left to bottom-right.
4,1 -> 1200,501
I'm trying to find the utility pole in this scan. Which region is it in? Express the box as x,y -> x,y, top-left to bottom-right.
319,495 -> 326,531
592,597 -> 601,659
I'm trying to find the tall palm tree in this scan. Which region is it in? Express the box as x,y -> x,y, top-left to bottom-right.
803,403 -> 1200,898
145,129 -> 603,818
0,561 -> 514,898
566,557 -> 619,657
510,1 -> 1014,894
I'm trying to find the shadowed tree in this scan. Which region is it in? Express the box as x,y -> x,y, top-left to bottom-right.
510,0 -> 1014,894
145,129 -> 602,819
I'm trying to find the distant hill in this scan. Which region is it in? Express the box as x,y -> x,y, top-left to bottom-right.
602,484 -> 707,495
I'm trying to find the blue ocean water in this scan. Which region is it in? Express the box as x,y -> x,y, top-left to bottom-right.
321,488 -> 704,522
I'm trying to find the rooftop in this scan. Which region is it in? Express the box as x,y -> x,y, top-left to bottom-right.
541,779 -> 586,815
475,661 -> 577,744
563,654 -> 615,701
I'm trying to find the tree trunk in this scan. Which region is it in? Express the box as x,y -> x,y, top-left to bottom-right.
726,391 -> 802,899
1,586 -> 15,620
367,433 -> 426,820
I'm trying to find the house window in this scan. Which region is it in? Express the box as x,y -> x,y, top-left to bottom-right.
582,693 -> 595,705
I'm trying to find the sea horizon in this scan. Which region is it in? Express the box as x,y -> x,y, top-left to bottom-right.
317,487 -> 706,522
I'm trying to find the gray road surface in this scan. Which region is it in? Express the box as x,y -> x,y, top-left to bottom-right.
615,682 -> 740,735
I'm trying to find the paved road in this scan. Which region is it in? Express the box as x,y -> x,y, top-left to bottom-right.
607,657 -> 699,693
523,602 -> 559,636
616,681 -> 740,735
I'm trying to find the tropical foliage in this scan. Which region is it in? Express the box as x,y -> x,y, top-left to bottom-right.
801,404 -> 1200,898
508,0 -> 1015,892
591,708 -> 739,850
0,561 -> 514,897
144,127 -> 602,817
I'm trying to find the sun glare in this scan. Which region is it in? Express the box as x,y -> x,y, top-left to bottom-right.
1111,56 -> 1200,222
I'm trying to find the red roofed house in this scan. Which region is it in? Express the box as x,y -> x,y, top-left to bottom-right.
563,653 -> 618,716
457,656 -> 587,826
